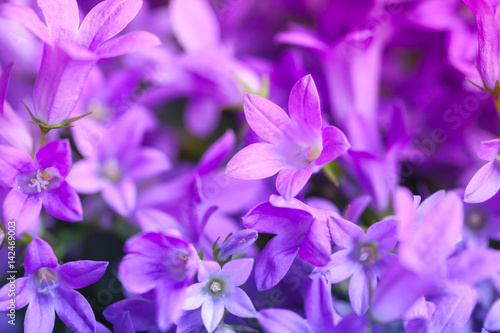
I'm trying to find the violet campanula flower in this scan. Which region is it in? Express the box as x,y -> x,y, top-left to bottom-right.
119,231 -> 199,331
67,109 -> 171,216
0,139 -> 82,234
217,229 -> 258,261
0,0 -> 161,126
226,75 -> 350,199
0,237 -> 108,332
183,259 -> 256,333
313,218 -> 398,316
464,139 -> 500,203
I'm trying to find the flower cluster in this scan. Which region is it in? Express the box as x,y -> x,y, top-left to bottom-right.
0,0 -> 500,332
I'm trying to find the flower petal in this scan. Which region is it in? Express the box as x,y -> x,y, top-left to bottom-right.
257,309 -> 312,333
0,144 -> 34,187
365,218 -> 398,252
288,75 -> 322,138
25,293 -> 55,333
57,261 -> 108,289
349,268 -> 371,316
0,4 -> 51,43
3,189 -> 42,236
53,287 -> 96,333
183,283 -> 205,310
226,143 -> 287,180
155,280 -> 186,331
66,159 -> 104,194
78,0 -> 143,50
314,125 -> 350,166
125,147 -> 171,181
169,0 -> 220,52
477,138 -> 500,161
184,97 -> 221,139
276,165 -> 313,200
327,216 -> 364,248
118,254 -> 159,294
103,299 -> 156,332
446,248 -> 500,285
101,177 -> 137,216
0,277 -> 32,310
243,94 -> 292,143
201,300 -> 225,333
304,276 -> 340,331
197,130 -> 235,176
254,235 -> 300,291
224,288 -> 256,318
318,249 -> 356,284
95,31 -> 160,58
298,218 -> 331,267
38,0 -> 79,40
35,139 -> 72,178
464,160 -> 500,203
198,261 -> 221,282
222,258 -> 253,286
485,299 -> 500,330
25,237 -> 58,274
43,180 -> 82,222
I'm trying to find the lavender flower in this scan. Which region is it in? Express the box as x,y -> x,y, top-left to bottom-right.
183,259 -> 256,332
119,231 -> 199,331
226,75 -> 350,199
0,139 -> 82,234
0,237 -> 108,332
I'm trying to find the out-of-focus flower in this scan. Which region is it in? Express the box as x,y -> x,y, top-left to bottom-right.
183,259 -> 256,333
103,298 -> 156,333
0,0 -> 161,126
226,75 -> 350,199
119,231 -> 199,331
464,139 -> 500,203
0,139 -> 82,234
0,237 -> 108,332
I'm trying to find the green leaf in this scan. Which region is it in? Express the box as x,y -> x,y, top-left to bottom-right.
55,112 -> 92,127
198,247 -> 204,260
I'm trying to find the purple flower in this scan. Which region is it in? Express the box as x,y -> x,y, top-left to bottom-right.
118,231 -> 199,331
217,229 -> 258,261
183,259 -> 256,332
0,237 -> 108,332
464,139 -> 500,203
0,139 -> 82,234
0,0 -> 161,126
67,109 -> 171,216
103,298 -> 156,333
313,218 -> 398,315
226,74 -> 350,199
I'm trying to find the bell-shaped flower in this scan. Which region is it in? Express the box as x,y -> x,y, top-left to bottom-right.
0,139 -> 82,234
0,237 -> 108,332
183,259 -> 256,333
226,74 -> 350,199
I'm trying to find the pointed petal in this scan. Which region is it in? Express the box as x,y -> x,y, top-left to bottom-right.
243,202 -> 313,234
254,235 -> 300,291
464,160 -> 500,203
298,218 -> 331,267
43,180 -> 82,221
25,293 -> 55,333
95,31 -> 161,58
288,75 -> 322,137
304,276 -> 340,331
226,143 -> 287,180
102,177 -> 136,216
319,249 -> 356,283
243,94 -> 292,142
0,4 -> 51,43
257,309 -> 312,333
36,139 -> 72,178
103,299 -> 155,332
3,189 -> 42,236
118,254 -> 158,294
25,237 -> 58,274
0,144 -> 34,187
394,186 -> 417,244
183,283 -> 205,310
155,280 -> 185,331
349,269 -> 371,316
125,147 -> 171,181
224,288 -> 256,318
169,0 -> 220,52
198,261 -> 221,282
222,258 -> 253,286
114,312 -> 135,333
276,165 -> 313,200
53,287 -> 96,333
344,195 -> 371,223
446,249 -> 500,284
38,0 -> 79,40
485,299 -> 500,330
201,300 -> 224,333
66,159 -> 104,194
366,218 -> 398,252
57,261 -> 108,289
477,139 -> 500,161
327,216 -> 364,248
0,62 -> 13,115
197,130 -> 235,176
0,277 -> 32,310
315,126 -> 350,166
79,0 -> 143,50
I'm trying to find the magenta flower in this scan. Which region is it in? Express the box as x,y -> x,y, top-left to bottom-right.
226,75 -> 350,199
0,237 -> 108,332
464,139 -> 500,203
0,139 -> 82,234
0,0 -> 161,126
183,259 -> 256,333
119,231 -> 199,331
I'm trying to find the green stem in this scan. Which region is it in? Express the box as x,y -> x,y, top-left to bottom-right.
40,128 -> 48,147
